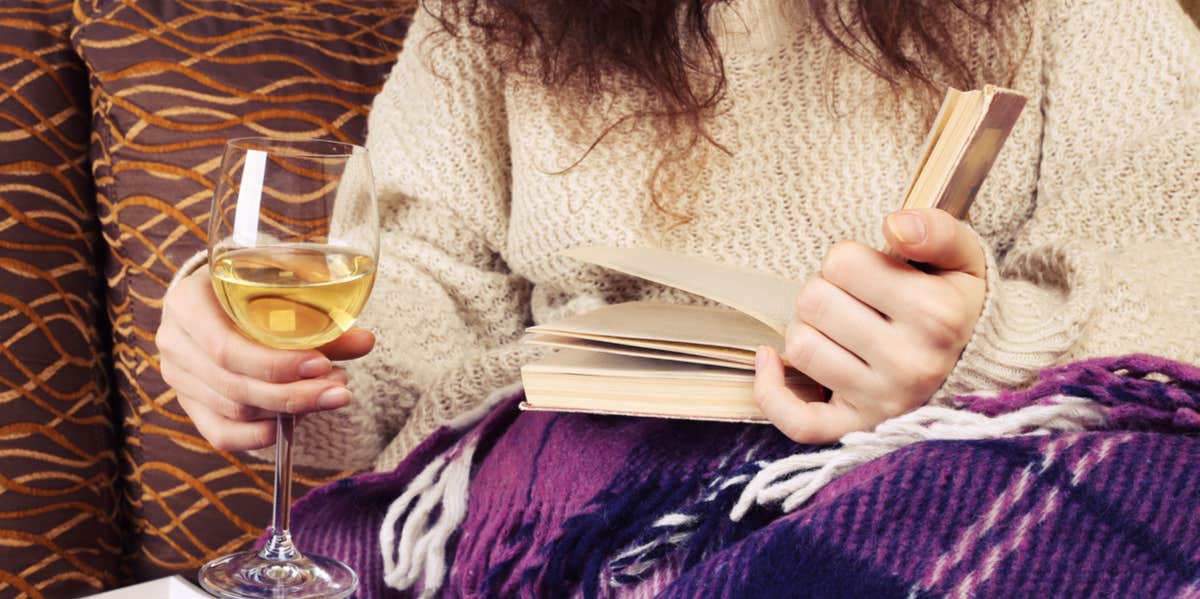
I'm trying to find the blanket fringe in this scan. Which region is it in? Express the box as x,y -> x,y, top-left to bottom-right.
380,383 -> 521,597
731,396 -> 1108,519
605,397 -> 1109,588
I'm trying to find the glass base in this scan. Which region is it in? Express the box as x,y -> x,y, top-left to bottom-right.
198,550 -> 358,599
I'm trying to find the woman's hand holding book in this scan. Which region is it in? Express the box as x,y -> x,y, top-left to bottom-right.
754,207 -> 987,443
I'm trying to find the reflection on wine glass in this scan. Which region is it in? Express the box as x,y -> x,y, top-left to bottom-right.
198,137 -> 378,599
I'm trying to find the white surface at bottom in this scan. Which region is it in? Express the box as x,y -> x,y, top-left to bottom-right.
84,576 -> 210,598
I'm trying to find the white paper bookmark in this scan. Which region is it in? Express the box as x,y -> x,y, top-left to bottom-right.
232,149 -> 267,246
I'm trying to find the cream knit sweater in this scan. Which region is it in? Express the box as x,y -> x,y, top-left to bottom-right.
200,0 -> 1200,472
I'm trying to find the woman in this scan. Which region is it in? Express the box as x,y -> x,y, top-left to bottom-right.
158,0 -> 1200,595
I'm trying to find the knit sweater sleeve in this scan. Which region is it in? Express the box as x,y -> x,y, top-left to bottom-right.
936,0 -> 1200,400
284,7 -> 534,471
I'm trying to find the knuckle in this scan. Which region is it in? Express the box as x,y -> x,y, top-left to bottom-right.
821,241 -> 860,282
160,289 -> 179,320
161,283 -> 176,306
793,278 -> 826,323
159,360 -> 177,388
154,321 -> 176,356
164,272 -> 204,319
275,386 -> 303,414
752,383 -> 771,407
820,247 -> 842,281
901,355 -> 948,392
219,375 -> 248,404
753,389 -> 768,409
783,326 -> 816,371
914,295 -> 969,348
209,435 -> 238,452
262,359 -> 284,384
913,367 -> 944,391
263,354 -> 303,384
225,400 -> 258,422
210,332 -> 231,368
182,266 -> 208,290
778,417 -> 813,444
250,423 -> 276,449
199,423 -> 233,451
176,393 -> 198,417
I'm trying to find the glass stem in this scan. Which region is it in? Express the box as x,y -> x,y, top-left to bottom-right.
259,413 -> 300,562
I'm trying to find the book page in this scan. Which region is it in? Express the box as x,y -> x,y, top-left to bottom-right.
524,348 -> 809,382
899,88 -> 962,205
517,402 -> 771,423
524,333 -> 756,370
562,246 -> 802,335
906,90 -> 984,211
935,87 -> 1027,217
523,348 -> 755,380
520,349 -> 816,422
530,331 -> 758,365
528,301 -> 782,353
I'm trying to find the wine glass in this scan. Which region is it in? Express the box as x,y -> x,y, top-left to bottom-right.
198,137 -> 378,599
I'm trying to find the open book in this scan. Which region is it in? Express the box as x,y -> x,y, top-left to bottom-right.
520,85 -> 1027,422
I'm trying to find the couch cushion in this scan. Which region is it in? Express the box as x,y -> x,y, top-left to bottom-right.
0,2 -> 120,597
72,0 -> 413,583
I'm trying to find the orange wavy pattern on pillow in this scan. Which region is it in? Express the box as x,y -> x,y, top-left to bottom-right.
0,1 -> 120,598
72,0 -> 413,584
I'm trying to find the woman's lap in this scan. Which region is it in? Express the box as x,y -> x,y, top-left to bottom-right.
290,393 -> 1200,598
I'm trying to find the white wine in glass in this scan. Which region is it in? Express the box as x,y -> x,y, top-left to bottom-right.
211,245 -> 376,350
199,138 -> 378,599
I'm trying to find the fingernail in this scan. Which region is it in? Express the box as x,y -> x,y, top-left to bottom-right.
887,211 -> 926,244
317,387 -> 351,409
298,357 -> 332,378
755,346 -> 769,370
326,368 -> 349,385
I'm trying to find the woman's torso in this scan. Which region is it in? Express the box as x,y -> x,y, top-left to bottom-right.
495,0 -> 1045,322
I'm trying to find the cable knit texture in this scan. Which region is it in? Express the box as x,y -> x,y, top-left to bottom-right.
172,0 -> 1200,472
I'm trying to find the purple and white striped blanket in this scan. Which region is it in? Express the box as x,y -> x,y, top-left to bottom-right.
287,355 -> 1200,597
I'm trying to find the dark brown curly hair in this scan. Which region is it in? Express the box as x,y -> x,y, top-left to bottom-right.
429,0 -> 1023,116
426,0 -> 1026,219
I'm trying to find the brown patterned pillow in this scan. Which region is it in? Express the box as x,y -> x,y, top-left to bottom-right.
71,0 -> 414,583
0,2 -> 120,597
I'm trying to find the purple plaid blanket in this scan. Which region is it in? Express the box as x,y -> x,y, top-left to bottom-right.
287,355 -> 1200,598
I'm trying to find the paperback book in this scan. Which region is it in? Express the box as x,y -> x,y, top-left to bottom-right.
520,85 -> 1027,422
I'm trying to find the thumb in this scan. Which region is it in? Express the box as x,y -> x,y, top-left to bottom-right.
317,327 -> 376,362
883,208 -> 986,278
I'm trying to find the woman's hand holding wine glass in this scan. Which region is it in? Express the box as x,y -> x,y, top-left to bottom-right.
159,267 -> 375,451
158,137 -> 379,598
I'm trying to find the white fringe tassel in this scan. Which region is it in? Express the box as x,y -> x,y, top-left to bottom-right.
379,383 -> 522,597
731,396 -> 1108,520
